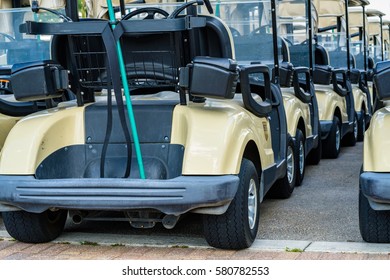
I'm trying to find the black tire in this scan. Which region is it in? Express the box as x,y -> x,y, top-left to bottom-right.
322,116 -> 341,159
2,209 -> 68,243
295,129 -> 305,186
306,122 -> 322,165
357,110 -> 366,142
359,189 -> 390,243
342,114 -> 357,147
268,136 -> 296,198
203,158 -> 260,249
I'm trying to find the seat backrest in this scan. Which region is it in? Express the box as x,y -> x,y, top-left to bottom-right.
327,49 -> 355,69
197,15 -> 234,59
315,44 -> 329,65
117,15 -> 234,95
289,44 -> 311,68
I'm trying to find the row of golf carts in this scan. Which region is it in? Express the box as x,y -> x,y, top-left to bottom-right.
0,0 -> 390,249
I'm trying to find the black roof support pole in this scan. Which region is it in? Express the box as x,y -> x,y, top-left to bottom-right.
66,0 -> 79,21
344,0 -> 351,72
271,0 -> 279,84
307,0 -> 314,74
362,5 -> 367,70
120,0 -> 126,17
380,15 -> 384,61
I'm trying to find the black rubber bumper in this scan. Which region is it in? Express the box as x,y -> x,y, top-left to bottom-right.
360,172 -> 390,204
0,175 -> 239,215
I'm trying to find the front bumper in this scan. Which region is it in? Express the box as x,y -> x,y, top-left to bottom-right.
360,172 -> 390,210
0,175 -> 239,215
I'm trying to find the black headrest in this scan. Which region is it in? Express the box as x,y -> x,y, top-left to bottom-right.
315,44 -> 329,65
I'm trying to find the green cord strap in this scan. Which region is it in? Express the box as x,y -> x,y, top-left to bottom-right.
106,0 -> 146,179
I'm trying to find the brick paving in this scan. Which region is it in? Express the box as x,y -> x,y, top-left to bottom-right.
0,239 -> 389,260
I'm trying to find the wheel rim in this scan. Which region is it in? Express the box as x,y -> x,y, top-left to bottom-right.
299,140 -> 305,175
353,117 -> 358,139
287,145 -> 294,184
248,178 -> 258,230
335,125 -> 341,151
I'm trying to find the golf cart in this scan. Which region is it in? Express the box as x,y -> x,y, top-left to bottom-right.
359,59 -> 390,243
0,0 -> 295,250
276,0 -> 321,185
366,8 -> 387,111
311,0 -> 358,158
213,0 -> 320,188
344,0 -> 372,141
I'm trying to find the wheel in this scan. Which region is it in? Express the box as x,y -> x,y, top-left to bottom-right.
268,135 -> 296,198
203,158 -> 260,249
322,116 -> 341,159
122,7 -> 169,20
359,189 -> 390,243
357,110 -> 366,142
306,122 -> 322,165
342,114 -> 357,147
295,129 -> 305,186
2,209 -> 68,243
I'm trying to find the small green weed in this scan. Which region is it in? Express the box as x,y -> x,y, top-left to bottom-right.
285,247 -> 303,253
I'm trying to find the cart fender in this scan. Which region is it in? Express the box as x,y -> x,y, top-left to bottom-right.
352,85 -> 368,114
171,100 -> 274,175
0,103 -> 85,174
363,106 -> 390,172
315,85 -> 348,123
282,91 -> 311,137
0,113 -> 20,151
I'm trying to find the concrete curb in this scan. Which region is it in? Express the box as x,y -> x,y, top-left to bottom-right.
1,230 -> 389,255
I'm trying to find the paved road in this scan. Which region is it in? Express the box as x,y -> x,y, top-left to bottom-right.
259,142 -> 363,242
0,142 -> 363,243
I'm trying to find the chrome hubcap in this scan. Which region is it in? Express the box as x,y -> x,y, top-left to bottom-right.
335,126 -> 341,151
248,179 -> 258,230
299,141 -> 305,175
287,145 -> 294,184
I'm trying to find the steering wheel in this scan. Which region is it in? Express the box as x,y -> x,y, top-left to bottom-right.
122,7 -> 169,20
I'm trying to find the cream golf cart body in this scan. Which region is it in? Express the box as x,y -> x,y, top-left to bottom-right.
359,60 -> 390,243
0,0 -> 295,250
311,0 -> 357,158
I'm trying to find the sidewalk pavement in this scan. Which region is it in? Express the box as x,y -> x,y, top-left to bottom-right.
1,231 -> 389,260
